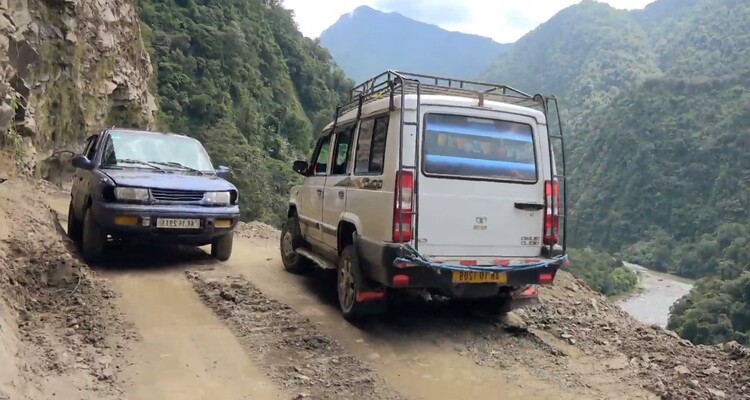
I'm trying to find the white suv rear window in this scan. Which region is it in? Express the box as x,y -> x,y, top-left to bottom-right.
423,114 -> 537,182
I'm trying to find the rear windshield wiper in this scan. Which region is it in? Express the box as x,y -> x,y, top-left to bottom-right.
109,159 -> 166,172
149,161 -> 205,175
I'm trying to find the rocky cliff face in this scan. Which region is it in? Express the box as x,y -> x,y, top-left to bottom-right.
0,0 -> 156,179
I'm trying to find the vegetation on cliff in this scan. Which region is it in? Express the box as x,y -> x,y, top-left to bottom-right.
136,0 -> 351,224
566,248 -> 638,297
668,272 -> 750,345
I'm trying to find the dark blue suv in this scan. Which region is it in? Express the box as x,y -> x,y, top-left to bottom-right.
67,128 -> 240,263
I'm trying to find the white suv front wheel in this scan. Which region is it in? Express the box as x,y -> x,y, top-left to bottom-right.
279,216 -> 311,274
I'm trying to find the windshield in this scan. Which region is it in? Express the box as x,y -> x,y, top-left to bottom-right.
100,130 -> 215,173
422,113 -> 537,182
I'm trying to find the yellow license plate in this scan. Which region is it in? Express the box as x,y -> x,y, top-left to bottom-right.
452,270 -> 508,284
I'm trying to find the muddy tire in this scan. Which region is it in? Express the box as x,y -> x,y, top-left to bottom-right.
67,201 -> 83,248
211,232 -> 234,261
81,207 -> 105,264
337,245 -> 386,320
280,216 -> 312,274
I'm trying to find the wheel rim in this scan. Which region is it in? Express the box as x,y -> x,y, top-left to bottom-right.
338,258 -> 356,312
281,231 -> 294,259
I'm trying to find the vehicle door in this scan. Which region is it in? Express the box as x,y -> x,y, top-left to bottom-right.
321,123 -> 356,249
72,134 -> 100,216
416,109 -> 547,258
297,133 -> 333,246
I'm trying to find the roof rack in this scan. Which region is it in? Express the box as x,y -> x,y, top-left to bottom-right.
338,70 -> 546,116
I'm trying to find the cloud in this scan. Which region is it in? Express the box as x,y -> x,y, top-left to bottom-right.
282,0 -> 377,40
374,0 -> 472,25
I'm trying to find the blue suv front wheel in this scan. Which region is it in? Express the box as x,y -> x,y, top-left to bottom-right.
82,207 -> 106,263
211,232 -> 233,261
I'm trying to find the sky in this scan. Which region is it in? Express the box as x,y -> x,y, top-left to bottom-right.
281,0 -> 655,43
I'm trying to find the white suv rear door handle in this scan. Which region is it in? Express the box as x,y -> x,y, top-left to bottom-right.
514,202 -> 544,211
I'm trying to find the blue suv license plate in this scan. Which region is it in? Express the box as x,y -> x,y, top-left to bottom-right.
156,218 -> 200,229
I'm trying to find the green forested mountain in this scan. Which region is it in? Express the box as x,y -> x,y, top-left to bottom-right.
483,0 -> 750,344
579,75 -> 750,275
480,0 -> 661,123
136,0 -> 352,224
668,272 -> 750,345
320,6 -> 510,83
633,0 -> 750,80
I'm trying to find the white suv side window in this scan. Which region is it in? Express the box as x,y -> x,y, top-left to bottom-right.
331,125 -> 355,176
354,115 -> 388,175
311,135 -> 333,176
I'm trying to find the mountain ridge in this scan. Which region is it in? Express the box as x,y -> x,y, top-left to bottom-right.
320,5 -> 510,83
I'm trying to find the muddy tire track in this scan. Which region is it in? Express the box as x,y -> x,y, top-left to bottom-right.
186,268 -> 405,400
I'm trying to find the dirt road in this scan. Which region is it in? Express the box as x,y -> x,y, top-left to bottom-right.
43,190 -> 652,400
2,179 -> 747,400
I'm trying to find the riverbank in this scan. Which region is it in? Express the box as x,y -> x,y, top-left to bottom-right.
608,275 -> 645,302
616,262 -> 695,327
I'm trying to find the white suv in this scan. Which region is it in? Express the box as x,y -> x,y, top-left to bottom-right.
280,71 -> 568,319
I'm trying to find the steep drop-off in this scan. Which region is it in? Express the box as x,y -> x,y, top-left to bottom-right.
481,0 -> 750,344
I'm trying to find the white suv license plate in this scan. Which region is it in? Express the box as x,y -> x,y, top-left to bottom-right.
156,218 -> 200,229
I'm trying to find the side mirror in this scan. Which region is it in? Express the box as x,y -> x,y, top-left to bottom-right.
292,160 -> 309,176
71,155 -> 94,170
215,165 -> 230,179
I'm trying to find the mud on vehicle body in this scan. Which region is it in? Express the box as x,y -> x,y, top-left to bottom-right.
281,71 -> 568,319
67,128 -> 240,263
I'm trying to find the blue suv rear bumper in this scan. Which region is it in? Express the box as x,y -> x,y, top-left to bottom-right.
91,200 -> 240,246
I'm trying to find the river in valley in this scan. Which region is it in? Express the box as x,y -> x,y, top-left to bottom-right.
616,262 -> 695,327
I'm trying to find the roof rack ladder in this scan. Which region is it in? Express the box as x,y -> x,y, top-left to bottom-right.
395,77 -> 422,256
537,95 -> 568,255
